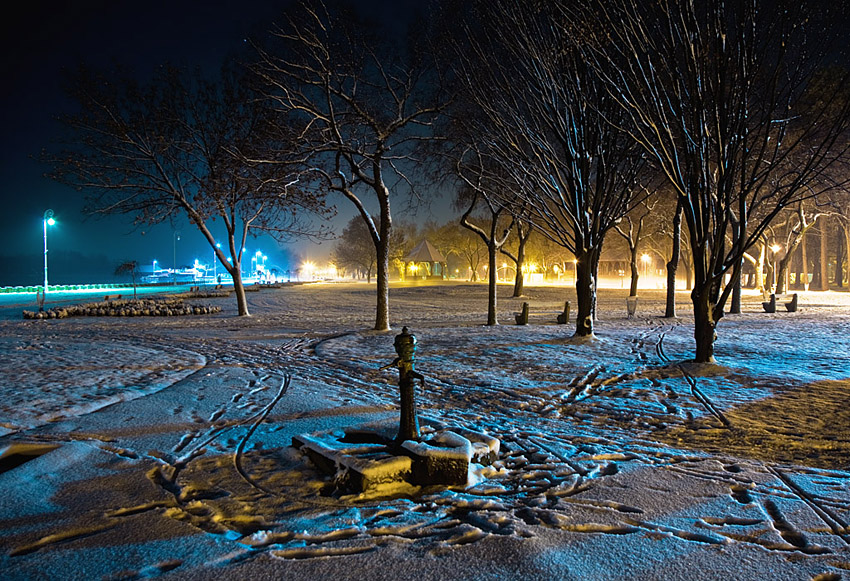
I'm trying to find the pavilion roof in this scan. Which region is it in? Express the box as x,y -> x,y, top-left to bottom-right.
404,239 -> 446,263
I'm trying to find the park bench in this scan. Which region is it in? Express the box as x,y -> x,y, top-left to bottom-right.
103,294 -> 121,301
515,302 -> 529,325
761,293 -> 798,313
556,301 -> 571,324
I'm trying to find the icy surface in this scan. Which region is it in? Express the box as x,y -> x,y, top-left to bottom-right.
0,283 -> 848,580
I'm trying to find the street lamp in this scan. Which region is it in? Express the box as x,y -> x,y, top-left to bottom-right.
173,231 -> 181,282
770,244 -> 782,292
213,243 -> 221,281
43,209 -> 55,296
641,254 -> 651,285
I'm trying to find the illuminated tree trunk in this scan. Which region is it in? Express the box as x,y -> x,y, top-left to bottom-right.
574,249 -> 599,337
487,243 -> 498,326
664,199 -> 682,317
374,199 -> 392,331
843,222 -> 850,290
692,286 -> 720,363
801,230 -> 810,290
819,221 -> 830,291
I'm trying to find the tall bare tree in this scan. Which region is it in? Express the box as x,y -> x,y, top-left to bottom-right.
614,198 -> 658,298
254,0 -> 445,331
46,64 -> 324,316
456,184 -> 513,325
453,1 -> 648,336
582,0 -> 850,361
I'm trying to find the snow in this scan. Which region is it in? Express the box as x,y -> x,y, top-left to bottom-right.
0,282 -> 848,580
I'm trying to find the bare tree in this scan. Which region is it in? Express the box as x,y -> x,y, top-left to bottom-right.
46,64 -> 324,316
772,203 -> 827,294
614,198 -> 657,298
456,185 -> 513,325
331,215 -> 377,282
433,219 -> 486,282
582,0 -> 850,361
253,0 -> 445,331
453,1 -> 648,336
114,260 -> 139,299
499,212 -> 534,298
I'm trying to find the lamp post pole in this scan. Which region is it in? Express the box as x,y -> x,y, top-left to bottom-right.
173,231 -> 180,283
43,209 -> 55,297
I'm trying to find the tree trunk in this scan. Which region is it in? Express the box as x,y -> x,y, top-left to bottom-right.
691,286 -> 719,363
574,250 -> 597,336
664,199 -> 682,318
375,236 -> 390,330
844,222 -> 850,291
487,243 -> 498,325
801,229 -> 810,291
513,267 -> 525,297
231,266 -> 250,317
513,221 -> 532,297
729,217 -> 743,314
755,244 -> 767,295
729,263 -> 742,314
628,245 -> 639,297
819,220 -> 830,291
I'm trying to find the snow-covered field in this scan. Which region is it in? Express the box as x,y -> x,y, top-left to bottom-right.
0,282 -> 848,580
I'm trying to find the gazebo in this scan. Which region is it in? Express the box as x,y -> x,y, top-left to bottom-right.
404,240 -> 447,280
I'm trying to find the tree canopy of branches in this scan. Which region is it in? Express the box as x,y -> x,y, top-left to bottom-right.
580,0 -> 850,361
45,63 -> 326,316
331,215 -> 377,281
254,0 -> 445,331
452,1 -> 648,336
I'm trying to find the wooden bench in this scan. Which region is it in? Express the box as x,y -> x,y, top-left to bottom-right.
762,293 -> 798,313
556,301 -> 571,324
103,294 -> 122,301
784,293 -> 798,312
515,302 -> 529,325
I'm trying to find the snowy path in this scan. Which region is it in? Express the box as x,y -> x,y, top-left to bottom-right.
0,283 -> 848,580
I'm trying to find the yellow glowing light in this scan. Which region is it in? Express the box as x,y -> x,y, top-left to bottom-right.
641,254 -> 651,264
770,244 -> 782,253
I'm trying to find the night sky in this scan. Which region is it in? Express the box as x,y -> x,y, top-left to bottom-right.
0,0 -> 421,286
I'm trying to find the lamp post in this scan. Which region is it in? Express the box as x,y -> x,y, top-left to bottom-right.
641,253 -> 651,286
770,244 -> 782,292
43,209 -> 55,296
173,231 -> 181,282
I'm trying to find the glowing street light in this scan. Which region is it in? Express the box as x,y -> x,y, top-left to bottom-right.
43,209 -> 55,295
770,244 -> 782,292
641,253 -> 651,282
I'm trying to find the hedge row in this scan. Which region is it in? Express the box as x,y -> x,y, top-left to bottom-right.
23,298 -> 221,319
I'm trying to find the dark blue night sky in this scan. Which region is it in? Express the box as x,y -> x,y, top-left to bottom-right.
0,0 -> 419,286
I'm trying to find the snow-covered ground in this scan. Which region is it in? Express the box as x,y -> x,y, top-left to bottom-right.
0,282 -> 848,580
